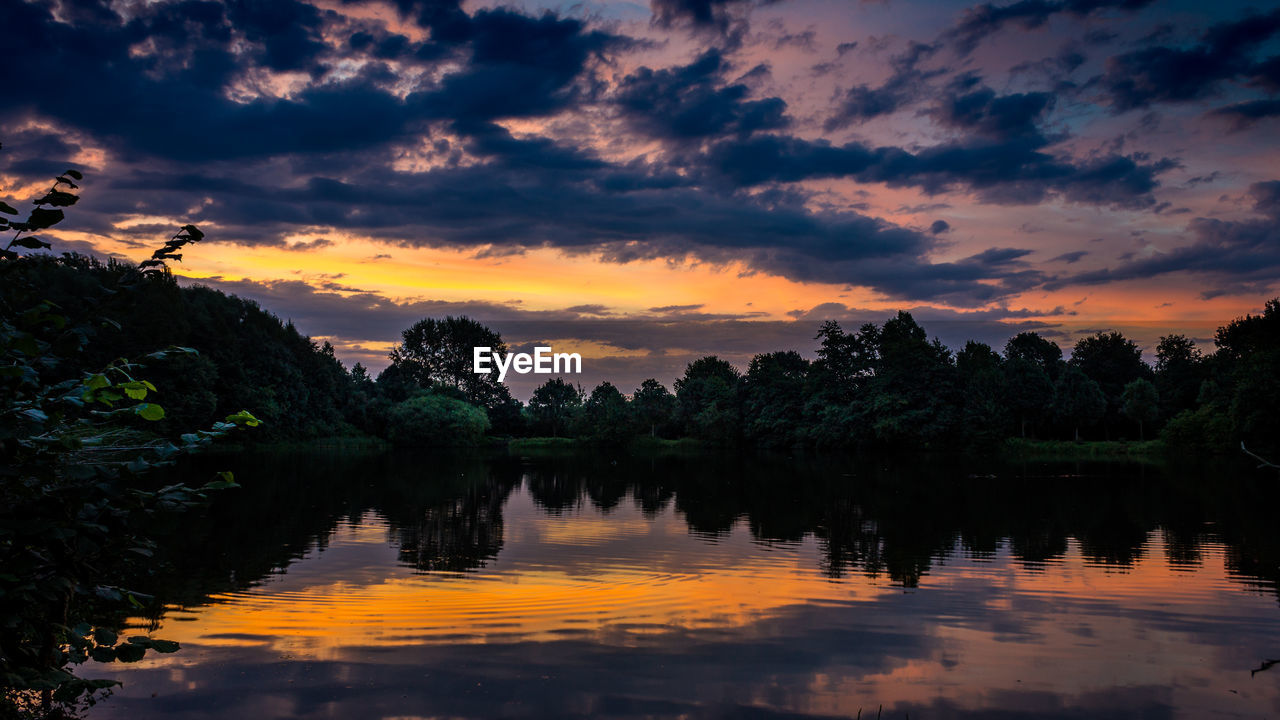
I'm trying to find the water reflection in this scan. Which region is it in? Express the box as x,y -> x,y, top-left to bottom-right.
85,450 -> 1280,719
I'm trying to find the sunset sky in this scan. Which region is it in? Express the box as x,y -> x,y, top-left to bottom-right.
3,0 -> 1278,397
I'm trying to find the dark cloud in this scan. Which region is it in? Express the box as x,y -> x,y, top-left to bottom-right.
929,220 -> 951,234
615,50 -> 789,142
1051,181 -> 1280,293
649,0 -> 782,33
946,0 -> 1155,57
225,0 -> 329,72
1050,250 -> 1089,263
929,77 -> 1057,142
704,133 -> 1172,208
1209,99 -> 1280,130
1095,8 -> 1280,111
824,41 -> 941,129
0,2 -> 626,164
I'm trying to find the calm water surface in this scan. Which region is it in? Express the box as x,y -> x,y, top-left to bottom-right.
84,451 -> 1280,719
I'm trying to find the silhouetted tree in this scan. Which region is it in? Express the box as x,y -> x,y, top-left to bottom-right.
1154,334 -> 1204,419
674,356 -> 741,444
631,378 -> 676,437
389,316 -> 516,414
956,341 -> 1008,444
1120,378 -> 1159,440
1068,331 -> 1151,437
581,382 -> 631,445
1004,332 -> 1064,381
742,351 -> 810,448
1054,366 -> 1107,440
866,312 -> 959,445
1212,299 -> 1280,453
528,377 -> 583,437
1003,357 -> 1054,438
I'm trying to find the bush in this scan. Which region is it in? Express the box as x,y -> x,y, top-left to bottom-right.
1159,406 -> 1233,453
386,393 -> 491,447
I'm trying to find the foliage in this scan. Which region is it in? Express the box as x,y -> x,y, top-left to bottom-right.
0,158 -> 258,717
1067,331 -> 1152,434
1004,331 -> 1064,381
1154,334 -> 1204,418
1053,367 -> 1107,441
1120,378 -> 1160,440
742,351 -> 809,448
1002,357 -> 1054,438
630,378 -> 676,438
389,317 -> 517,411
526,377 -> 583,438
579,382 -> 631,446
2,256 -> 354,441
674,356 -> 741,445
385,392 -> 490,447
955,341 -> 1009,446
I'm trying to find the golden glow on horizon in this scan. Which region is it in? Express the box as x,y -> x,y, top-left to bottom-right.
43,221 -> 1266,361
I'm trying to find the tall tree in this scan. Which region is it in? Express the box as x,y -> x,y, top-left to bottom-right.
1003,357 -> 1054,438
866,312 -> 959,445
1068,331 -> 1151,436
742,350 -> 810,447
631,378 -> 676,438
1054,367 -> 1107,441
389,315 -> 515,412
1120,378 -> 1159,440
674,356 -> 741,444
1004,332 -> 1064,381
1213,299 -> 1280,452
1154,334 -> 1204,418
528,377 -> 583,438
582,382 -> 631,445
956,341 -> 1009,443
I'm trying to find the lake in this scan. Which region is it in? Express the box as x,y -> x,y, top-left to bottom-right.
83,450 -> 1280,719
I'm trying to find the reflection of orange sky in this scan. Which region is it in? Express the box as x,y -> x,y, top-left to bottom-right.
118,489 -> 1267,666
98,486 -> 1280,717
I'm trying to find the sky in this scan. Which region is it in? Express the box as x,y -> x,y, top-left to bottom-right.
2,0 -> 1278,398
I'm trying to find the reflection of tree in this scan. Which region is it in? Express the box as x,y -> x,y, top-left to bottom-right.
526,469 -> 584,514
138,449 -> 1280,609
389,479 -> 514,573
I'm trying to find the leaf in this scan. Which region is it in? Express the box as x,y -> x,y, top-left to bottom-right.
65,169 -> 83,180
115,644 -> 145,663
37,190 -> 78,207
12,236 -> 52,249
225,410 -> 261,427
25,207 -> 64,230
136,403 -> 165,421
181,224 -> 204,241
0,202 -> 16,214
94,627 -> 117,646
121,381 -> 148,400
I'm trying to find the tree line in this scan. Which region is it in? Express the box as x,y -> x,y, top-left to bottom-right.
10,250 -> 1277,454
371,308 -> 1280,453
